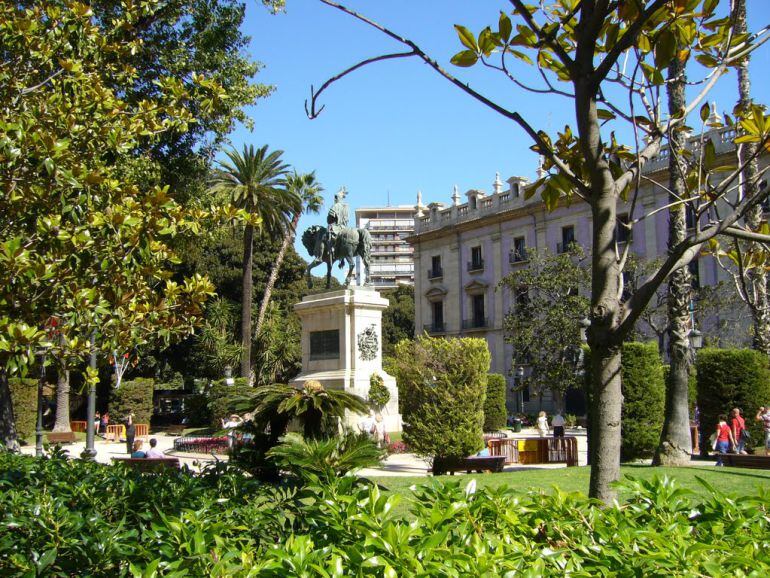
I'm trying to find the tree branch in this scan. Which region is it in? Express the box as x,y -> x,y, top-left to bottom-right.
509,0 -> 578,75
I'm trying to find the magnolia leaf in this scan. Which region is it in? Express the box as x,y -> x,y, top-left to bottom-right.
454,24 -> 478,52
499,11 -> 512,42
700,102 -> 710,123
450,50 -> 478,67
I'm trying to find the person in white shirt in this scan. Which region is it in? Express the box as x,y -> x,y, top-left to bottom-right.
145,437 -> 164,459
359,411 -> 375,437
551,412 -> 566,438
536,411 -> 550,437
221,414 -> 243,448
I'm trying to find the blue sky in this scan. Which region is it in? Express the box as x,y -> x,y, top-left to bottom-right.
231,1 -> 770,263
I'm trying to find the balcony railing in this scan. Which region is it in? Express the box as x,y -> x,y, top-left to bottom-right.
423,322 -> 445,334
427,267 -> 443,279
462,317 -> 489,330
467,259 -> 484,272
509,250 -> 528,264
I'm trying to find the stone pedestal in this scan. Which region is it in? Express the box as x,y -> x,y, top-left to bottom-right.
290,287 -> 401,432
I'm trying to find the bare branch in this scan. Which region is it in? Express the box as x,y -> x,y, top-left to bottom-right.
305,51 -> 416,118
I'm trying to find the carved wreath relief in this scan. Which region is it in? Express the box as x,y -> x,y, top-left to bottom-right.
357,324 -> 378,361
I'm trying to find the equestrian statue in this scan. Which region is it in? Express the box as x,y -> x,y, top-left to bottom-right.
302,187 -> 372,288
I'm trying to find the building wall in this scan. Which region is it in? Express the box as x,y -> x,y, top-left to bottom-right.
410,127 -> 766,415
355,206 -> 416,289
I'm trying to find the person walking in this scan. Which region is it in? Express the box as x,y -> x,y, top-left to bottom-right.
125,413 -> 136,455
536,411 -> 550,438
756,406 -> 770,456
714,414 -> 735,466
730,408 -> 747,455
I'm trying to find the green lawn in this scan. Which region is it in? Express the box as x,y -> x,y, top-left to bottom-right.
370,465 -> 770,516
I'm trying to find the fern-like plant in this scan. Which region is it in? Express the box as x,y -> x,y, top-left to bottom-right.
267,431 -> 386,483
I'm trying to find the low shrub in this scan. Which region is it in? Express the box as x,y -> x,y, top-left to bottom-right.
8,378 -> 37,443
392,335 -> 490,461
109,378 -> 154,424
1,452 -> 769,576
697,348 -> 770,443
483,373 -> 507,431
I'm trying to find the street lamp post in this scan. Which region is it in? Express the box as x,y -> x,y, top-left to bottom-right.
82,332 -> 98,460
35,349 -> 48,457
514,365 -> 525,413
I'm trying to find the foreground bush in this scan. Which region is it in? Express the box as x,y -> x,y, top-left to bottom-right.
697,348 -> 770,443
1,452 -> 769,576
393,335 -> 490,460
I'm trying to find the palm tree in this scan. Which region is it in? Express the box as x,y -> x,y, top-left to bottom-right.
209,145 -> 294,379
252,380 -> 370,440
254,171 -> 324,341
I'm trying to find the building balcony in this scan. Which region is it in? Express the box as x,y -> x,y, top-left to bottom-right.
462,317 -> 489,330
467,259 -> 484,272
509,250 -> 528,264
423,322 -> 445,334
427,267 -> 443,279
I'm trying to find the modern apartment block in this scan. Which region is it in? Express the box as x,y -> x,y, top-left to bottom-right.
355,205 -> 416,289
409,126 -> 766,415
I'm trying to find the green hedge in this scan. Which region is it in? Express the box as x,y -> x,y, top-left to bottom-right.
9,378 -> 37,443
584,342 -> 665,461
696,348 -> 770,444
109,378 -> 154,425
393,335 -> 490,460
207,378 -> 252,428
484,373 -> 507,431
620,342 -> 665,461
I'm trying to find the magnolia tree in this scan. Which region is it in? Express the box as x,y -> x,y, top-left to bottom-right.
0,1 -> 254,450
306,0 -> 770,502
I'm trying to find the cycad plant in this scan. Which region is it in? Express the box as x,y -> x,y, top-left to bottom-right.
209,144 -> 296,379
267,431 -> 385,483
253,380 -> 370,440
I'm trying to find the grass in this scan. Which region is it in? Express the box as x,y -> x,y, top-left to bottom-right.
370,465 -> 770,516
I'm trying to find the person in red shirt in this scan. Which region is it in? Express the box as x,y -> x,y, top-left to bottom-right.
715,414 -> 736,466
730,408 -> 747,455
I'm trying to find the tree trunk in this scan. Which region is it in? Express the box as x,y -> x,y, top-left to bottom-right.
0,367 -> 20,452
734,0 -> 770,356
53,363 -> 71,433
655,53 -> 692,466
254,211 -> 300,341
240,223 -> 255,379
575,74 -> 624,503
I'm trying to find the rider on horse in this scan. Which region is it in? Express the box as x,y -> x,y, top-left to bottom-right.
326,186 -> 349,264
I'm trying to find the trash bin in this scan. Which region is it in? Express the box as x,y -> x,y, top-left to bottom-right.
512,418 -> 522,433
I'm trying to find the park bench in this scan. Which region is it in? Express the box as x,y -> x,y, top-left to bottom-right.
112,457 -> 181,472
431,455 -> 506,476
46,432 -> 77,444
166,424 -> 186,436
70,420 -> 87,433
720,453 -> 770,469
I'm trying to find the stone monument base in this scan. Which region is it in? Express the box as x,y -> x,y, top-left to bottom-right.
290,287 -> 401,433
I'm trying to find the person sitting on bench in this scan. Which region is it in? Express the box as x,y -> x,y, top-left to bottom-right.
145,438 -> 164,459
130,439 -> 146,458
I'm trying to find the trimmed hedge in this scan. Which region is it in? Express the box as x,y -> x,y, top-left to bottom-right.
368,373 -> 390,410
484,373 -> 507,431
393,335 -> 490,460
109,378 -> 154,424
207,378 -> 252,428
584,342 -> 665,461
620,342 -> 665,461
696,348 -> 770,444
9,378 -> 37,443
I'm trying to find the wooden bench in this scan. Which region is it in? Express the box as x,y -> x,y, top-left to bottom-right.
432,455 -> 506,476
112,457 -> 181,472
46,432 -> 77,444
720,453 -> 770,469
166,424 -> 186,436
70,421 -> 87,433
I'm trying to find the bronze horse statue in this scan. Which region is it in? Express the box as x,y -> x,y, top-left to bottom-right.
302,224 -> 372,288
